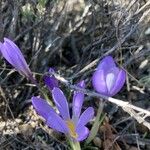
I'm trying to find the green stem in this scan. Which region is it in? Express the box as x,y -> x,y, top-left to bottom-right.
69,139 -> 81,150
86,100 -> 105,144
35,81 -> 53,105
30,74 -> 51,102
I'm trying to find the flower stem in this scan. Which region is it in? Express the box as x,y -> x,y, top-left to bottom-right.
86,100 -> 105,144
69,139 -> 81,150
35,81 -> 53,105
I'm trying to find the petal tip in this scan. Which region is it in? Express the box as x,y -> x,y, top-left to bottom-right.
76,126 -> 89,141
52,87 -> 60,93
4,37 -> 12,43
78,80 -> 85,88
97,55 -> 116,70
49,67 -> 55,73
31,96 -> 37,103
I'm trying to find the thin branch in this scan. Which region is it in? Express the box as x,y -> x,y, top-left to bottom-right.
51,72 -> 150,129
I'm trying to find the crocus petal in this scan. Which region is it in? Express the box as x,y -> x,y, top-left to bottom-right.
0,38 -> 34,81
44,75 -> 59,91
32,97 -> 55,120
106,73 -> 115,91
3,38 -> 30,73
49,67 -> 55,74
92,69 -> 108,95
4,38 -> 25,57
109,69 -> 126,96
72,80 -> 85,120
106,67 -> 119,93
52,87 -> 70,120
0,42 -> 2,56
77,107 -> 94,127
47,111 -> 69,134
97,56 -> 116,73
76,126 -> 89,141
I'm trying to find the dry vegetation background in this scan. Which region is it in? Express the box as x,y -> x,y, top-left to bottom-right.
0,0 -> 150,149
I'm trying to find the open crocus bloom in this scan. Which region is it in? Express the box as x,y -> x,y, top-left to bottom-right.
32,81 -> 94,141
0,38 -> 36,83
92,56 -> 126,96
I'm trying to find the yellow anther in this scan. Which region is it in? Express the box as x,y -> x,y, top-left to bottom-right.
66,120 -> 78,139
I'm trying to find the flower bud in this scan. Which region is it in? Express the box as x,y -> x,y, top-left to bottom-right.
92,56 -> 126,96
0,38 -> 36,83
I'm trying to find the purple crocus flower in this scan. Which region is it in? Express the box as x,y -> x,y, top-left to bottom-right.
0,38 -> 36,83
92,56 -> 126,96
43,68 -> 59,91
0,43 -> 2,57
32,82 -> 94,141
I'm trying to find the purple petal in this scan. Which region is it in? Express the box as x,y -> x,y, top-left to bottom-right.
47,111 -> 69,134
52,88 -> 70,120
32,97 -> 55,120
77,107 -> 94,127
4,38 -> 24,57
106,67 -> 119,93
72,80 -> 85,120
0,42 -> 2,56
76,126 -> 89,141
0,38 -> 34,81
92,69 -> 108,95
44,75 -> 59,91
49,67 -> 55,74
3,38 -> 30,71
109,69 -> 126,96
97,56 -> 116,73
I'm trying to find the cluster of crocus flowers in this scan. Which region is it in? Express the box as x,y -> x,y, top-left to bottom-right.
92,56 -> 126,96
32,81 -> 94,141
0,36 -> 126,145
0,38 -> 36,83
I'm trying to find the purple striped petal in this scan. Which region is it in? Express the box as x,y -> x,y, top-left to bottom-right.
109,69 -> 126,96
0,38 -> 35,82
52,88 -> 70,120
47,112 -> 69,134
44,75 -> 59,91
76,126 -> 89,141
32,97 -> 55,120
3,38 -> 31,74
77,107 -> 94,127
92,69 -> 108,95
72,80 -> 85,120
97,56 -> 116,73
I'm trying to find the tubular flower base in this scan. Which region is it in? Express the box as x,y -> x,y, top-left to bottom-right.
0,38 -> 36,83
32,81 -> 94,142
92,56 -> 126,96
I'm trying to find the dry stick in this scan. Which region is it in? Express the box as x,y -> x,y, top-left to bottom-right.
0,86 -> 15,120
14,19 -> 43,41
52,73 -> 150,129
134,0 -> 150,15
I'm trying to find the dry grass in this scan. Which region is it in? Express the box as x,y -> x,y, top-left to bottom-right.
0,0 -> 150,149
